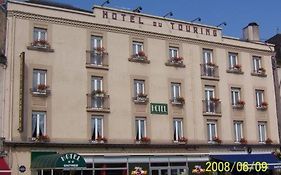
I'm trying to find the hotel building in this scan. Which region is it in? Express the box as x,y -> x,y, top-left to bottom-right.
0,0 -> 280,174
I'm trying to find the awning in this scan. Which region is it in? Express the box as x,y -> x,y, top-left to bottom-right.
210,153 -> 281,170
0,158 -> 11,175
31,153 -> 86,169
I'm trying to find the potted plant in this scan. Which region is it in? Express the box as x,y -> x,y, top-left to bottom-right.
239,138 -> 247,144
36,84 -> 49,93
213,136 -> 222,144
32,40 -> 50,48
140,137 -> 151,143
178,137 -> 188,143
234,64 -> 242,69
210,97 -> 220,103
206,62 -> 216,67
34,135 -> 50,142
176,97 -> 185,104
237,100 -> 245,106
137,51 -> 146,57
137,93 -> 147,98
172,57 -> 183,63
265,138 -> 273,144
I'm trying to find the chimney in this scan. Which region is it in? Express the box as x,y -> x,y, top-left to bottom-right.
243,22 -> 260,42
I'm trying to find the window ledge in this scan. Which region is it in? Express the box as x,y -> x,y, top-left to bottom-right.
86,64 -> 109,70
30,89 -> 51,97
27,46 -> 54,52
86,107 -> 110,113
201,76 -> 220,81
232,105 -> 244,110
165,62 -> 186,68
256,106 -> 268,111
226,69 -> 244,74
203,112 -> 222,117
128,57 -> 150,64
251,72 -> 267,77
89,140 -> 107,144
171,101 -> 185,106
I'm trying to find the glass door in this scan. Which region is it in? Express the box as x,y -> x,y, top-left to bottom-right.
205,87 -> 215,113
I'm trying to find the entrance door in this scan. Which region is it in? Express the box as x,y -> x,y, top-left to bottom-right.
151,168 -> 169,175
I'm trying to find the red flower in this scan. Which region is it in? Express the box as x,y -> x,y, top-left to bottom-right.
239,138 -> 247,144
138,51 -> 146,57
265,138 -> 273,144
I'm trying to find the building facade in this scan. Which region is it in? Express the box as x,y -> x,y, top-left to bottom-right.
1,0 -> 281,175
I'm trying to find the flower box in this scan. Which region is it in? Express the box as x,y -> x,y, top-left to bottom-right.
239,138 -> 247,144
32,135 -> 50,142
90,136 -> 107,143
265,138 -> 273,144
37,84 -> 49,91
178,137 -> 188,143
31,40 -> 50,48
91,89 -> 106,96
138,137 -> 150,143
94,47 -> 108,55
234,64 -> 242,69
129,51 -> 150,64
258,67 -> 266,73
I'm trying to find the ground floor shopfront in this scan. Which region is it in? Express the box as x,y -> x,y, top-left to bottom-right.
3,142 -> 281,175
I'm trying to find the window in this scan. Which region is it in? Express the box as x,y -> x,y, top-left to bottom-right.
32,111 -> 46,138
204,86 -> 216,113
207,121 -> 217,142
91,35 -> 103,49
173,119 -> 183,141
132,41 -> 143,55
91,116 -> 103,140
258,122 -> 267,143
135,118 -> 146,141
253,56 -> 262,73
91,76 -> 103,91
33,27 -> 47,41
33,69 -> 47,89
234,121 -> 243,142
255,90 -> 264,107
171,83 -> 181,101
231,88 -> 241,105
134,79 -> 145,97
203,49 -> 213,64
91,76 -> 104,108
169,47 -> 179,59
228,53 -> 238,69
90,36 -> 103,65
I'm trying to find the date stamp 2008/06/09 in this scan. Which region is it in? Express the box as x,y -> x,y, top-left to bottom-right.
205,161 -> 268,173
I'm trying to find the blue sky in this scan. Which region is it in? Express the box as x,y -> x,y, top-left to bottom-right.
55,0 -> 281,41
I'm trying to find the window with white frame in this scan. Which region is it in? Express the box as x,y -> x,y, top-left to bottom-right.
228,52 -> 238,69
234,121 -> 243,142
91,76 -> 103,91
91,35 -> 103,49
253,56 -> 262,73
32,111 -> 46,138
135,118 -> 146,141
91,116 -> 103,140
203,49 -> 213,64
255,90 -> 264,107
33,27 -> 47,41
207,121 -> 217,142
171,83 -> 181,101
33,69 -> 47,89
231,88 -> 241,106
173,119 -> 183,141
132,41 -> 144,55
258,122 -> 267,143
134,79 -> 145,97
169,47 -> 179,59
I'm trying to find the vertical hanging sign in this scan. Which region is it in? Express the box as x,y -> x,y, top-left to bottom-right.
18,52 -> 25,132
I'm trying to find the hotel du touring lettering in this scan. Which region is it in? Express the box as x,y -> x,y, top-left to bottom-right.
0,0 -> 281,175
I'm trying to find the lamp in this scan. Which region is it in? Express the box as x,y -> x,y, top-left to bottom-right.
216,22 -> 227,27
191,17 -> 201,23
163,12 -> 173,18
132,6 -> 142,13
101,0 -> 110,7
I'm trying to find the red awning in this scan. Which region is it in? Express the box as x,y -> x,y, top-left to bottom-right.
0,158 -> 11,175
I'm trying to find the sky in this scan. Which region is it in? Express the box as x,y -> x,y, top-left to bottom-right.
55,0 -> 281,41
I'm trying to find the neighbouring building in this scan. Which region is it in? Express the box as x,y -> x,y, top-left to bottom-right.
1,0 -> 281,175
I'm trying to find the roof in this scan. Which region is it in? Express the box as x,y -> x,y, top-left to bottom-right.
267,34 -> 281,46
24,0 -> 92,13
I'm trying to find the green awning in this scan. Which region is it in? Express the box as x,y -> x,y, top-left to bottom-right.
31,153 -> 86,169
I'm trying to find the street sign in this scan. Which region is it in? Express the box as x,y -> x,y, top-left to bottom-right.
19,165 -> 26,173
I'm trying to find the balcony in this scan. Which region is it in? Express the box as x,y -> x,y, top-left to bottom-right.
226,65 -> 244,74
251,68 -> 267,77
27,40 -> 54,52
203,100 -> 221,116
86,93 -> 110,113
30,85 -> 51,97
133,93 -> 149,104
86,49 -> 109,70
200,63 -> 219,80
165,57 -> 186,68
128,51 -> 150,64
170,97 -> 185,106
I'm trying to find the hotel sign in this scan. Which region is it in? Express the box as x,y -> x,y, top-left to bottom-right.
101,10 -> 218,37
150,103 -> 168,115
18,52 -> 25,132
